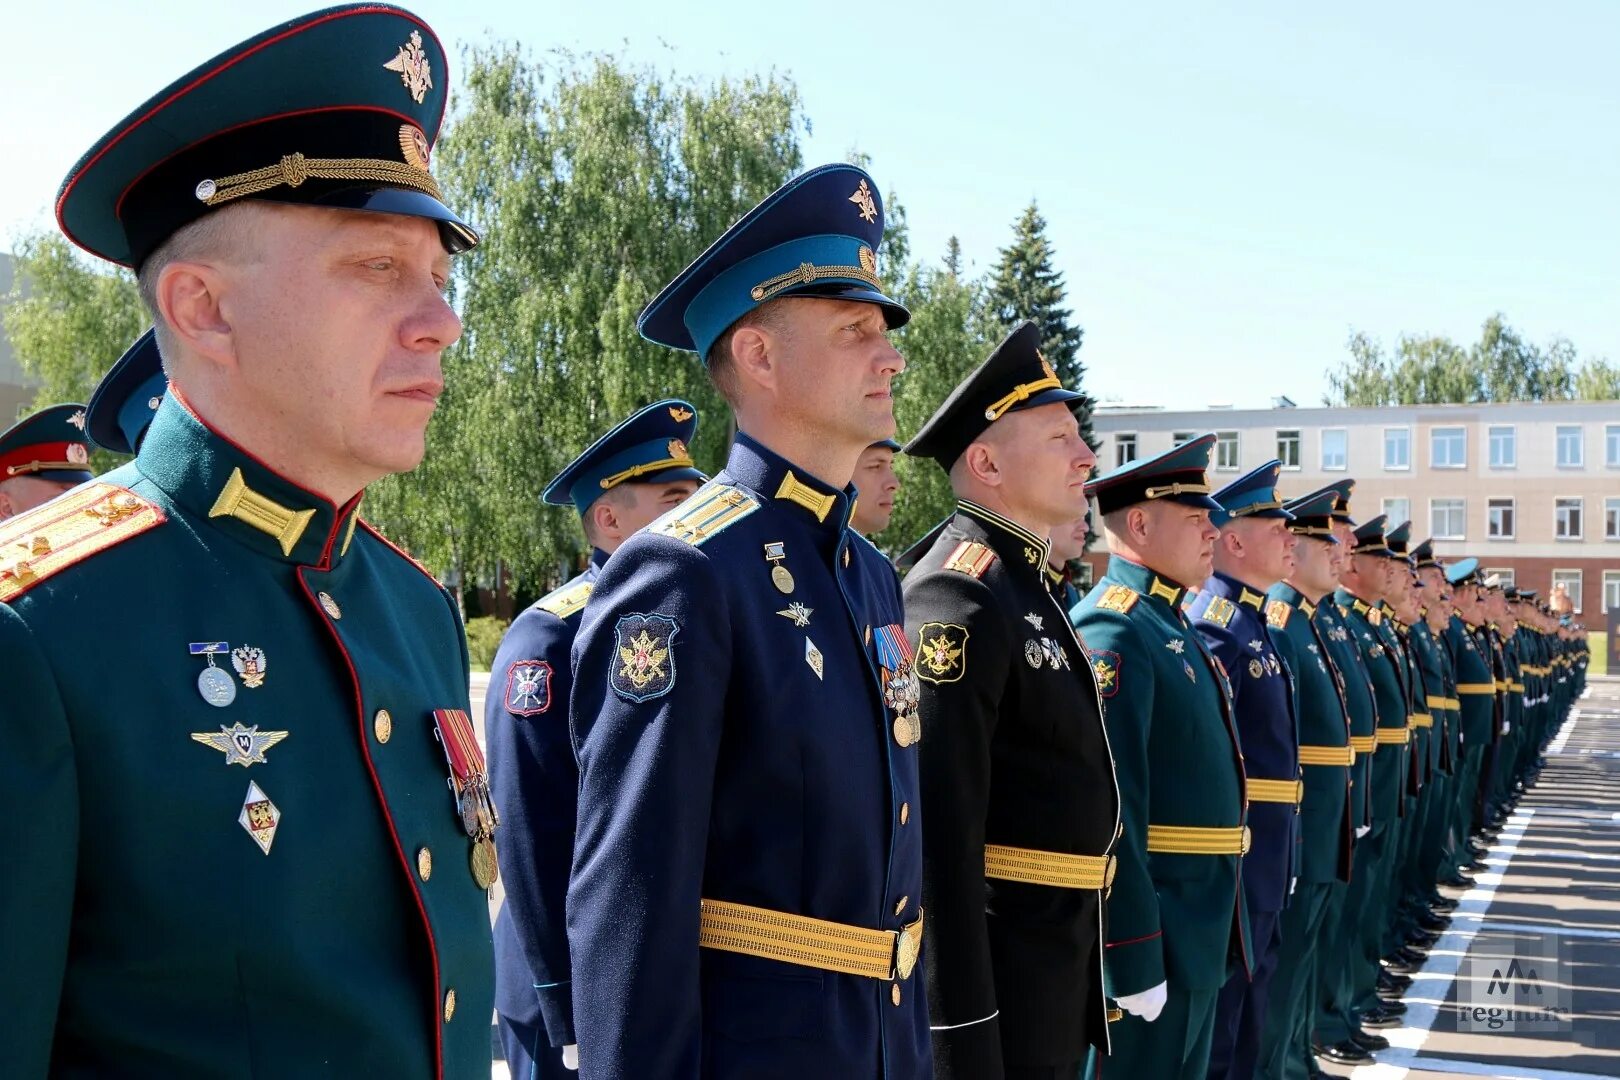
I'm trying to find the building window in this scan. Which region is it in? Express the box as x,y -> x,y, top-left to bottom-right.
1215,431 -> 1240,471
1430,498 -> 1466,540
1172,431 -> 1195,446
1277,429 -> 1301,470
1382,496 -> 1411,525
1383,427 -> 1410,470
1604,570 -> 1620,614
1430,426 -> 1466,469
1321,429 -> 1348,471
1115,433 -> 1137,468
1485,566 -> 1515,588
1556,425 -> 1584,468
1551,569 -> 1583,614
1606,423 -> 1620,468
1605,496 -> 1620,540
1487,497 -> 1516,540
1555,497 -> 1583,540
1488,425 -> 1516,469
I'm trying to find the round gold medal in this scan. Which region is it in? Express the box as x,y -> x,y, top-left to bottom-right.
471,838 -> 499,890
771,565 -> 795,594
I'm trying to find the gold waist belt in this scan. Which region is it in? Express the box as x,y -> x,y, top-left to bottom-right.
1350,735 -> 1378,754
1445,697 -> 1461,709
1146,824 -> 1251,855
1376,726 -> 1411,746
1248,778 -> 1305,804
1425,695 -> 1449,709
1510,682 -> 1526,692
1299,744 -> 1355,767
984,844 -> 1117,890
1457,683 -> 1494,695
698,899 -> 923,981
1410,713 -> 1434,728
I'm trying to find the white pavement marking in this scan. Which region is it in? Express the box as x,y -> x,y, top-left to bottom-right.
1544,713 -> 1581,755
1356,1055 -> 1620,1080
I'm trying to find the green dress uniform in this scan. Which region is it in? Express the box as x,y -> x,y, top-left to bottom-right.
901,323 -> 1118,1080
1255,489 -> 1354,1080
1072,435 -> 1250,1080
1441,559 -> 1495,882
6,8 -> 494,1076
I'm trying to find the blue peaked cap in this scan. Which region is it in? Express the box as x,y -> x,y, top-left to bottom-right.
542,399 -> 706,513
637,163 -> 910,359
1445,557 -> 1480,586
87,328 -> 168,455
1211,459 -> 1294,528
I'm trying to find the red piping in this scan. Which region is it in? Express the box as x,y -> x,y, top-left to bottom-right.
1105,930 -> 1162,949
168,385 -> 339,516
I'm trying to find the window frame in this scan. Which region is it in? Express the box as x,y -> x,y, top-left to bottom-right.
1383,426 -> 1411,472
1606,496 -> 1620,541
1320,428 -> 1348,472
1554,496 -> 1584,541
1276,428 -> 1302,471
1606,423 -> 1620,468
1429,496 -> 1466,541
1486,496 -> 1516,541
1381,496 -> 1411,526
1487,424 -> 1516,469
1114,432 -> 1138,469
1429,425 -> 1467,470
1551,568 -> 1583,614
1603,569 -> 1620,614
1484,566 -> 1515,588
1171,431 -> 1195,447
1214,430 -> 1241,472
1556,424 -> 1584,469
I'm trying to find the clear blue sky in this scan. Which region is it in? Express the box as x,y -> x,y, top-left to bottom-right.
5,1 -> 1618,408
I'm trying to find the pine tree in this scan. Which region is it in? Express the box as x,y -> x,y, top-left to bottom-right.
985,202 -> 1092,444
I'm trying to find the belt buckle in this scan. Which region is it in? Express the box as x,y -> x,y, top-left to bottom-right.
1240,825 -> 1252,856
893,910 -> 925,980
1103,853 -> 1118,896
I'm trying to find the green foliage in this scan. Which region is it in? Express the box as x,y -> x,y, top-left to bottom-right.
2,231 -> 144,469
1327,313 -> 1617,406
363,45 -> 806,594
464,615 -> 509,672
984,202 -> 1093,446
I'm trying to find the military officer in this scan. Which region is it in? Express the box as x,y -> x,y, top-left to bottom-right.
902,321 -> 1117,1079
85,328 -> 168,457
1254,487 -> 1354,1080
1187,460 -> 1298,1080
1441,558 -> 1495,887
1046,512 -> 1089,611
3,8 -> 494,1076
488,400 -> 705,1078
567,163 -> 930,1079
852,437 -> 902,535
1072,434 -> 1250,1080
0,404 -> 95,519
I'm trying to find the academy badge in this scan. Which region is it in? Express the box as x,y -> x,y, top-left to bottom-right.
611,613 -> 679,702
504,660 -> 553,716
805,638 -> 824,680
383,30 -> 433,104
230,645 -> 268,688
1091,650 -> 1121,697
239,781 -> 280,854
915,622 -> 968,685
191,722 -> 289,767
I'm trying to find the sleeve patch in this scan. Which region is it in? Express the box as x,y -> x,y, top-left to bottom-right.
942,541 -> 996,579
1091,649 -> 1122,697
504,660 -> 554,716
1096,584 -> 1138,614
1265,600 -> 1292,630
610,613 -> 680,703
915,622 -> 969,684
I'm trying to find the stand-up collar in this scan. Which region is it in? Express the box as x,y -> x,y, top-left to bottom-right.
136,391 -> 362,568
956,500 -> 1052,575
724,432 -> 854,534
1205,570 -> 1269,611
1335,587 -> 1372,616
1106,554 -> 1189,612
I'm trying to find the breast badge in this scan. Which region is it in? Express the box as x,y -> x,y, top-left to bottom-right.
611,613 -> 680,702
230,645 -> 268,689
1025,640 -> 1044,669
239,781 -> 281,855
915,622 -> 968,685
191,722 -> 289,767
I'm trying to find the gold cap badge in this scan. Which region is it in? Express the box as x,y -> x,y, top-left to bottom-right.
383,30 -> 433,104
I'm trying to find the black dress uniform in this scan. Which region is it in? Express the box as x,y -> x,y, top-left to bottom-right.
567,164 -> 930,1080
488,400 -> 705,1079
901,323 -> 1118,1079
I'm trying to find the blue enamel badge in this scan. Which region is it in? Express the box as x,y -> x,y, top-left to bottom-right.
504,660 -> 553,716
611,613 -> 680,703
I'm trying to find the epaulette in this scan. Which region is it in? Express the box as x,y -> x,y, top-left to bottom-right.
538,577 -> 593,620
1201,595 -> 1237,628
0,483 -> 165,603
942,540 -> 996,578
1095,583 -> 1138,614
1368,607 -> 1383,626
647,482 -> 759,546
1265,600 -> 1292,630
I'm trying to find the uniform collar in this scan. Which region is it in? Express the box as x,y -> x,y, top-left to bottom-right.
724,432 -> 853,533
1335,586 -> 1372,616
1269,581 -> 1316,618
590,547 -> 610,571
1207,569 -> 1268,611
956,500 -> 1052,574
137,391 -> 363,569
1106,554 -> 1188,611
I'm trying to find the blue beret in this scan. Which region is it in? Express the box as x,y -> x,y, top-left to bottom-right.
542,400 -> 706,514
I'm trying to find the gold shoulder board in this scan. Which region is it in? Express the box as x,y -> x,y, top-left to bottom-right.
1203,596 -> 1237,628
0,483 -> 165,603
538,577 -> 593,620
1096,583 -> 1139,614
942,540 -> 997,578
1265,600 -> 1292,630
648,483 -> 759,547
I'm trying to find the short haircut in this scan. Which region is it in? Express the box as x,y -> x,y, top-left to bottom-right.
580,483 -> 637,548
135,203 -> 260,367
704,298 -> 790,407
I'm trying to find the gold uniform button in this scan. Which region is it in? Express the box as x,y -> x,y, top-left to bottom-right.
895,896 -> 908,917
443,988 -> 456,1022
900,802 -> 910,825
318,591 -> 342,619
416,847 -> 433,882
373,709 -> 393,744
891,983 -> 902,1006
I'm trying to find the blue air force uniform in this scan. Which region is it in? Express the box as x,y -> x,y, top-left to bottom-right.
567,164 -> 930,1079
489,400 -> 705,1078
1188,461 -> 1299,1080
1073,435 -> 1250,1080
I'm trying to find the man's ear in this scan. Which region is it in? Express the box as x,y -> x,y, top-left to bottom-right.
157,259 -> 236,372
1125,504 -> 1150,545
590,498 -> 620,546
728,325 -> 776,395
962,441 -> 1001,488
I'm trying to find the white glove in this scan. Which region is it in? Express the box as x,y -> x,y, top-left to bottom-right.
1502,722 -> 1512,734
562,1044 -> 579,1071
1356,825 -> 1372,839
1290,876 -> 1298,896
1117,980 -> 1168,1022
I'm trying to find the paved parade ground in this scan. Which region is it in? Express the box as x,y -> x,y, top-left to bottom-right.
473,673 -> 1620,1080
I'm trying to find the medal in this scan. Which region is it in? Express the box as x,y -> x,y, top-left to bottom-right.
190,642 -> 237,707
763,541 -> 794,594
471,837 -> 499,890
876,625 -> 922,747
432,707 -> 501,887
